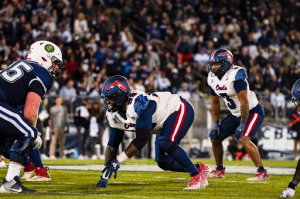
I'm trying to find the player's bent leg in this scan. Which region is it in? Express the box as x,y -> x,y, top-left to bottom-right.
0,138 -> 37,193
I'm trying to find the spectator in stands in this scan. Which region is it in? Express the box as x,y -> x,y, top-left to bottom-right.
175,36 -> 191,64
146,45 -> 160,70
75,102 -> 90,160
177,82 -> 191,100
154,71 -> 171,92
229,32 -> 242,53
194,47 -> 210,67
270,87 -> 286,117
74,13 -> 89,38
238,47 -> 251,70
49,97 -> 68,159
135,79 -> 146,92
267,75 -> 281,92
60,79 -> 77,103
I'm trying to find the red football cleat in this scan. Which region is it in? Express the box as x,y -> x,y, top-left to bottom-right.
197,162 -> 211,178
184,172 -> 208,190
247,170 -> 268,181
26,167 -> 51,181
209,167 -> 225,178
20,162 -> 35,179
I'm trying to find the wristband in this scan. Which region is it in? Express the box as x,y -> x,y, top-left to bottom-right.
117,151 -> 129,163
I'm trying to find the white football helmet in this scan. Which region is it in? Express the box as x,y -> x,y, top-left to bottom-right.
27,40 -> 63,79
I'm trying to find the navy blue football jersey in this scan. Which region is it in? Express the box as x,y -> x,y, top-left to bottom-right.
0,60 -> 53,108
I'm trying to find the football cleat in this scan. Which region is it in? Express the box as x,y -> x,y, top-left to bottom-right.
197,162 -> 211,178
247,170 -> 268,181
184,172 -> 208,190
209,167 -> 225,178
280,188 -> 295,198
0,158 -> 6,169
20,162 -> 35,180
26,167 -> 51,181
0,176 -> 37,193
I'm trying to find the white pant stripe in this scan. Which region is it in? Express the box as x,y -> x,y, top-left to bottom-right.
245,113 -> 258,136
0,106 -> 34,137
171,102 -> 185,142
0,113 -> 29,137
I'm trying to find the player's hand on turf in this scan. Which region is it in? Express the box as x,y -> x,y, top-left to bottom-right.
33,132 -> 42,149
235,122 -> 246,140
280,188 -> 295,198
209,121 -> 220,139
96,177 -> 108,188
102,159 -> 121,179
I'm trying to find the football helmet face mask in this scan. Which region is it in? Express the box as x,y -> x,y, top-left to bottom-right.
291,79 -> 300,110
101,75 -> 131,112
207,48 -> 233,77
27,41 -> 63,79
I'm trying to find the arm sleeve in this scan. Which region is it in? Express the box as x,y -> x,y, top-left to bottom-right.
210,88 -> 218,96
134,94 -> 150,116
28,80 -> 47,98
107,128 -> 125,148
234,80 -> 248,93
136,100 -> 157,130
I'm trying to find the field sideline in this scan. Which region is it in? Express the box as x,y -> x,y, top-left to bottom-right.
0,159 -> 298,199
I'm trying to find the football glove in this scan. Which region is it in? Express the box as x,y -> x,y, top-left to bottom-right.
235,122 -> 246,140
33,132 -> 42,150
96,177 -> 108,188
209,121 -> 220,139
102,159 -> 121,179
280,188 -> 295,198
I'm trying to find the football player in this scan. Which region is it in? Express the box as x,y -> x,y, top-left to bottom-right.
207,49 -> 268,180
280,79 -> 300,198
96,75 -> 210,190
0,41 -> 62,193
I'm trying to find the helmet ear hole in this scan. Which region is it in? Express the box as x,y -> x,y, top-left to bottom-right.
42,57 -> 47,61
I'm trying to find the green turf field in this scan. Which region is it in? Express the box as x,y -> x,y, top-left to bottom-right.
0,159 -> 297,198
0,170 -> 295,199
41,158 -> 298,168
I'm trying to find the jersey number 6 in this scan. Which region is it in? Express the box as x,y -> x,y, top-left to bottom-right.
0,62 -> 33,83
219,93 -> 236,109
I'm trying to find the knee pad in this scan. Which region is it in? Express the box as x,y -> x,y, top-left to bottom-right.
158,140 -> 178,155
157,161 -> 174,171
11,138 -> 34,159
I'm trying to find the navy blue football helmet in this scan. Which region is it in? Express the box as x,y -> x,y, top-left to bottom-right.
101,75 -> 131,112
291,79 -> 300,109
207,48 -> 233,77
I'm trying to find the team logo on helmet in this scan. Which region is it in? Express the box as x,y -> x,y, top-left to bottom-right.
107,81 -> 127,92
45,44 -> 55,53
218,52 -> 232,62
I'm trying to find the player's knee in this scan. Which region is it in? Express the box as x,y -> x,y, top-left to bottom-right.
157,161 -> 174,171
240,136 -> 250,146
10,138 -> 34,165
158,140 -> 178,155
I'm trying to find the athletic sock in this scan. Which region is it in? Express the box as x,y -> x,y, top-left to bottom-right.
257,166 -> 265,172
6,164 -> 22,181
29,148 -> 44,168
169,161 -> 199,172
169,146 -> 199,175
216,165 -> 224,170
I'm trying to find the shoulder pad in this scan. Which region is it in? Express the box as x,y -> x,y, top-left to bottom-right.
134,94 -> 149,116
29,62 -> 53,91
235,68 -> 247,81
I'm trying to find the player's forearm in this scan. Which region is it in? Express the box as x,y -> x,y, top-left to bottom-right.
105,145 -> 119,165
211,101 -> 220,122
240,104 -> 249,123
24,114 -> 38,127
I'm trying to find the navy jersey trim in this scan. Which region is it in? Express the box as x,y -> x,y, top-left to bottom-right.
136,100 -> 157,130
210,87 -> 218,96
28,77 -> 47,93
134,94 -> 150,116
235,68 -> 247,81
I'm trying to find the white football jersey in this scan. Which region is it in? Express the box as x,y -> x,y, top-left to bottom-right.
106,90 -> 181,133
207,66 -> 258,117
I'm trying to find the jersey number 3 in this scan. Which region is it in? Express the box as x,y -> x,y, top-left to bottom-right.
219,93 -> 236,109
0,62 -> 33,83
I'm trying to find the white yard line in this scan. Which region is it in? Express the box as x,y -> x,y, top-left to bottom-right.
46,164 -> 295,175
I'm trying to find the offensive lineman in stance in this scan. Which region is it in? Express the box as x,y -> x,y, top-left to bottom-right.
280,79 -> 300,198
207,49 -> 268,180
96,75 -> 210,190
0,41 -> 62,193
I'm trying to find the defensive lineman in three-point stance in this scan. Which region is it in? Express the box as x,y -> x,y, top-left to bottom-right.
280,79 -> 300,198
207,48 -> 268,180
96,75 -> 210,190
0,40 -> 63,193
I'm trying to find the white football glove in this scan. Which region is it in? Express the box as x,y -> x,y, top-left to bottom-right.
33,132 -> 42,150
280,188 -> 295,198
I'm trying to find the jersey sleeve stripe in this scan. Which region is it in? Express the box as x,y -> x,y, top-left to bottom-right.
28,77 -> 47,93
